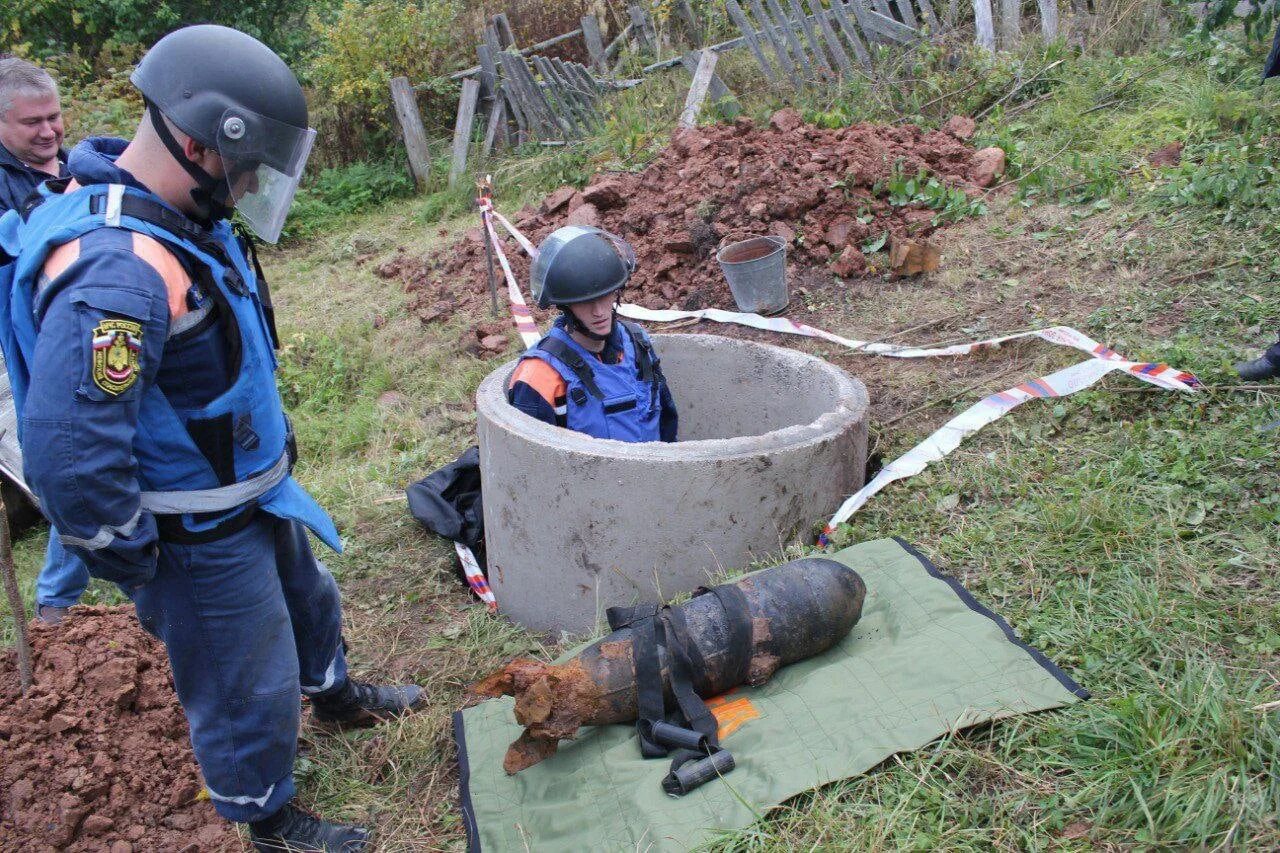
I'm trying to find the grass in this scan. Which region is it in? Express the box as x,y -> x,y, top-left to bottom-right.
4,12 -> 1280,852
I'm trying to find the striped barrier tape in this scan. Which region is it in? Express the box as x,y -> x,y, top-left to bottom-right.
459,199 -> 1200,608
456,541 -> 497,611
479,194 -> 542,350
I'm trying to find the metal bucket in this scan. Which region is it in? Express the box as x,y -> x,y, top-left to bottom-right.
716,235 -> 789,315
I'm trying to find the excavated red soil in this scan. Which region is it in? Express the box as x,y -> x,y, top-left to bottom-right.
0,606 -> 239,852
390,110 -> 997,344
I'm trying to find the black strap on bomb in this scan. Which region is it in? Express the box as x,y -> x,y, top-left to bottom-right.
606,583 -> 753,796
537,336 -> 604,399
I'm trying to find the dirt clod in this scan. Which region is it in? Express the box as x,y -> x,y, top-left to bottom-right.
970,146 -> 1007,188
0,606 -> 238,852
1148,142 -> 1183,168
943,115 -> 977,140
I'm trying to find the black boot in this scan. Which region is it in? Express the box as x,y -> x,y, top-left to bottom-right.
248,802 -> 369,852
310,678 -> 425,731
1236,356 -> 1280,381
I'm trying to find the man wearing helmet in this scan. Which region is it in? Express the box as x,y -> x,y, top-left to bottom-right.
508,226 -> 678,442
0,26 -> 417,851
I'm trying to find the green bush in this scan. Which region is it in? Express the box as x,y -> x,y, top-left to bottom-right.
283,160 -> 416,241
4,0 -> 323,64
307,0 -> 471,165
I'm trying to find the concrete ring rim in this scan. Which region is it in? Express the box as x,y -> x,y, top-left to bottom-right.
476,333 -> 869,461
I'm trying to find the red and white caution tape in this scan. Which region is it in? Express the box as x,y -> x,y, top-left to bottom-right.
616,304 -> 1196,385
479,195 -> 541,350
465,198 -> 1201,599
456,541 -> 497,612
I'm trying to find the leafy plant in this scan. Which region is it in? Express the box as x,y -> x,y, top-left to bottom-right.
283,160 -> 416,241
307,0 -> 471,165
874,163 -> 989,224
1153,136 -> 1280,228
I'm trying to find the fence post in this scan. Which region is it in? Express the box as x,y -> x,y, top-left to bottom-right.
1038,0 -> 1059,38
997,0 -> 1020,48
673,0 -> 704,44
628,5 -> 656,52
449,78 -> 481,188
582,14 -> 608,71
679,51 -> 741,118
389,76 -> 432,189
972,0 -> 996,50
493,13 -> 516,48
678,50 -> 719,129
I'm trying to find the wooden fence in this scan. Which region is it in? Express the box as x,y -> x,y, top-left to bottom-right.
390,1 -> 1066,188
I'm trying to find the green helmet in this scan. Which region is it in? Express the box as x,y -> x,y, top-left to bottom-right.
131,25 -> 314,242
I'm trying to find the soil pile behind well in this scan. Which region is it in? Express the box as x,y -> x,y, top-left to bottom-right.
0,606 -> 238,852
394,110 -> 991,337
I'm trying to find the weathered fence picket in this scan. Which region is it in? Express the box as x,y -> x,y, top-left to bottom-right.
679,51 -> 742,118
725,0 -> 779,82
998,0 -> 1021,47
581,14 -> 607,71
808,0 -> 856,77
389,76 -> 432,188
766,0 -> 815,78
828,0 -> 873,67
753,0 -> 803,83
679,50 -> 719,129
973,0 -> 996,50
448,78 -> 481,187
787,0 -> 833,77
1037,0 -> 1059,38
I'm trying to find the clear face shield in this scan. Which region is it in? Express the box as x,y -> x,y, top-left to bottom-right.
215,108 -> 316,243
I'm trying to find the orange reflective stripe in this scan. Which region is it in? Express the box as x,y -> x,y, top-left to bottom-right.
130,232 -> 191,321
508,358 -> 567,406
40,239 -> 80,283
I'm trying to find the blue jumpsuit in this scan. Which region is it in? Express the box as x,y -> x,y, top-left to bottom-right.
0,138 -> 349,823
0,141 -> 88,610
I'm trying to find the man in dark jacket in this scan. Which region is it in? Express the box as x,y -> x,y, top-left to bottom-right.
0,56 -> 87,624
0,56 -> 66,213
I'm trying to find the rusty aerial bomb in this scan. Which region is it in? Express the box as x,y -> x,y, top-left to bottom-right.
469,557 -> 867,773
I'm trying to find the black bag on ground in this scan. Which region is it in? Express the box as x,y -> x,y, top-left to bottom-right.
406,446 -> 486,574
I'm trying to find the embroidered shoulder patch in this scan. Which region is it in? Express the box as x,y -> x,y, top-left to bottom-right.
91,319 -> 142,395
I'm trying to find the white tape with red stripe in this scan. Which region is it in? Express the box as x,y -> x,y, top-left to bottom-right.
456,198 -> 1200,609
456,541 -> 497,611
479,196 -> 542,350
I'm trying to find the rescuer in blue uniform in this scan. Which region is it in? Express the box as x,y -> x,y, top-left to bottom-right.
507,226 -> 678,442
0,26 -> 418,851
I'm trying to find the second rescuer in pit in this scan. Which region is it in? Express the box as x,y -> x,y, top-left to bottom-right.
506,226 -> 678,442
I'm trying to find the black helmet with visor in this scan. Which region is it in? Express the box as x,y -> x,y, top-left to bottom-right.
131,24 -> 314,242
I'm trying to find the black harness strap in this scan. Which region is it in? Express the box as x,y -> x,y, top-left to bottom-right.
618,320 -> 655,385
607,603 -> 667,757
607,590 -> 742,795
619,320 -> 664,409
87,191 -> 211,245
537,336 -> 605,399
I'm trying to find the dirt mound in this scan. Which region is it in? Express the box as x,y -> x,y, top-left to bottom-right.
395,110 -> 994,336
0,606 -> 239,852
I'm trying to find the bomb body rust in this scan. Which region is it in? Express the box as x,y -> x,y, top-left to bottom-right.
470,557 -> 866,772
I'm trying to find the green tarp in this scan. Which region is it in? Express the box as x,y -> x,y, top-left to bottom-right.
454,537 -> 1088,852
